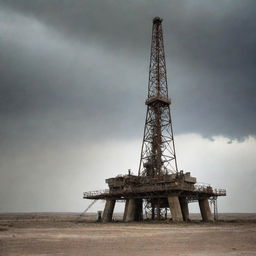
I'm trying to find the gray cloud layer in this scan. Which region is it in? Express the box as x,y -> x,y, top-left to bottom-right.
1,0 -> 256,150
0,0 -> 256,213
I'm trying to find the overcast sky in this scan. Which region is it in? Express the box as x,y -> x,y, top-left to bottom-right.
0,0 -> 255,213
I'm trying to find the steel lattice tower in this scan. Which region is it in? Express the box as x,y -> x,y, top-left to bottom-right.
138,17 -> 178,177
84,17 -> 226,223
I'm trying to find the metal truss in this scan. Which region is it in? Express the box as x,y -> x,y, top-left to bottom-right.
210,196 -> 218,220
144,199 -> 168,220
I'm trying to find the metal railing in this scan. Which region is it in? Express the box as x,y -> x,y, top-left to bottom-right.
194,183 -> 226,195
213,188 -> 226,196
83,189 -> 109,198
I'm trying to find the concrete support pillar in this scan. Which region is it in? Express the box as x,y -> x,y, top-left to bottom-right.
97,211 -> 102,222
156,200 -> 161,220
102,199 -> 116,223
125,199 -> 136,222
151,203 -> 155,220
123,199 -> 129,221
124,199 -> 143,222
134,199 -> 143,221
179,197 -> 189,221
199,198 -> 213,222
168,195 -> 183,222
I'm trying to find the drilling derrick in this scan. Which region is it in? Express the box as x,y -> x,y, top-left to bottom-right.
83,17 -> 226,223
139,17 -> 178,177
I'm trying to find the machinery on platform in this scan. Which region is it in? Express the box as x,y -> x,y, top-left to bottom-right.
83,17 -> 226,222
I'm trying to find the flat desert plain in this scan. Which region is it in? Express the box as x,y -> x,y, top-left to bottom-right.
0,213 -> 256,256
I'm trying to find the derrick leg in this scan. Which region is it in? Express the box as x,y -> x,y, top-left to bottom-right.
168,196 -> 183,222
199,198 -> 213,222
102,199 -> 116,223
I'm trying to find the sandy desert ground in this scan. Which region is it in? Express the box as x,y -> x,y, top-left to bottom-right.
0,213 -> 256,256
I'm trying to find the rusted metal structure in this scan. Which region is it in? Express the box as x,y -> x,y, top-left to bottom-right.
83,17 -> 226,222
139,17 -> 178,176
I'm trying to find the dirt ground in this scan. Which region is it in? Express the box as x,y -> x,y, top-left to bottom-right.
0,213 -> 256,256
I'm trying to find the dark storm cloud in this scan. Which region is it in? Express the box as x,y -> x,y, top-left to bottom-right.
0,0 -> 256,150
0,0 -> 256,213
0,5 -> 145,152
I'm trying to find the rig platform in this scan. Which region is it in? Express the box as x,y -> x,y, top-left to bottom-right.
83,17 -> 226,223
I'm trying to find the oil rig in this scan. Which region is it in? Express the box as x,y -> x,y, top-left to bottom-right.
83,17 -> 226,222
